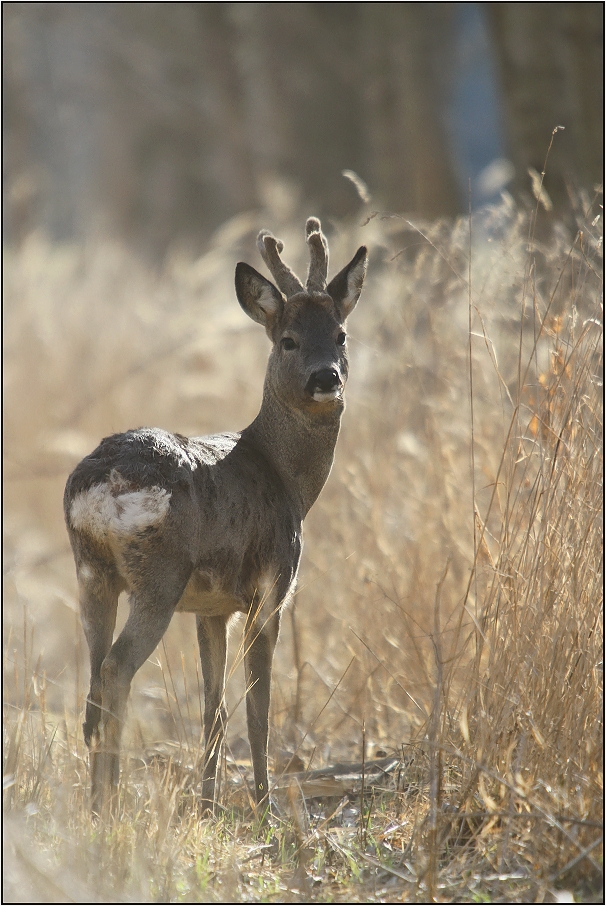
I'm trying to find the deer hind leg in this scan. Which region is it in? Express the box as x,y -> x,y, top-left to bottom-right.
76,558 -> 121,816
94,557 -> 192,816
244,601 -> 281,813
196,615 -> 228,812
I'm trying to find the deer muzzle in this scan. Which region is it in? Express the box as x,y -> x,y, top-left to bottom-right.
305,367 -> 343,402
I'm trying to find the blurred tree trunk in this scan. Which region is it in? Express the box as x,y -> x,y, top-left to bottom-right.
486,3 -> 603,209
7,3 -> 601,254
3,4 -> 103,242
101,3 -> 259,257
360,3 -> 460,217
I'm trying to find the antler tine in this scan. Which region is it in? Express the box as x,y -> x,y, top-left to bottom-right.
305,217 -> 328,292
257,230 -> 304,298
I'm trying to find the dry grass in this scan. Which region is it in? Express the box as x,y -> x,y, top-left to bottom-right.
3,186 -> 603,902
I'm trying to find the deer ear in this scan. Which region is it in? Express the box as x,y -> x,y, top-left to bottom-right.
235,263 -> 284,335
326,246 -> 367,319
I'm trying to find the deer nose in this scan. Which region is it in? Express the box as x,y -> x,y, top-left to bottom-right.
306,367 -> 341,397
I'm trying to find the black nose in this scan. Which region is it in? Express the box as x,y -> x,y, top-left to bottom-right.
306,368 -> 341,395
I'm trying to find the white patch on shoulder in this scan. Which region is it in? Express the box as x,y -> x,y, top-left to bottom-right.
69,481 -> 171,538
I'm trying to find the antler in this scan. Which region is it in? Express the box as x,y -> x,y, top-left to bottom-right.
305,217 -> 329,292
257,230 -> 304,298
257,217 -> 330,298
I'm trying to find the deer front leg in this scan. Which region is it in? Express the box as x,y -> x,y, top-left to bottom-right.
244,606 -> 280,812
197,615 -> 228,813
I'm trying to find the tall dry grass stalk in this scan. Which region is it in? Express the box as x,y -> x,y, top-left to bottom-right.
3,187 -> 602,901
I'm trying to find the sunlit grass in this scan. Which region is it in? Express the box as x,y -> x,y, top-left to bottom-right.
3,188 -> 602,902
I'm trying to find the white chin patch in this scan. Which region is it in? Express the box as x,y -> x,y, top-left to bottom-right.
312,389 -> 341,402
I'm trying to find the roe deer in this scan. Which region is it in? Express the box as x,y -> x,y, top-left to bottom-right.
64,218 -> 367,817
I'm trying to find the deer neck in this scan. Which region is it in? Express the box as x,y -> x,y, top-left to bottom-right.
243,385 -> 343,518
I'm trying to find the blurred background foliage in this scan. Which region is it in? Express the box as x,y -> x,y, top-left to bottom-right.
3,7 -> 603,899
3,2 -> 603,257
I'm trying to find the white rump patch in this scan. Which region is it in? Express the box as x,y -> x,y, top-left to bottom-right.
70,481 -> 171,538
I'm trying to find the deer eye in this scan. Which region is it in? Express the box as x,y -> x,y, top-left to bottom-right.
336,332 -> 347,346
281,336 -> 297,351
